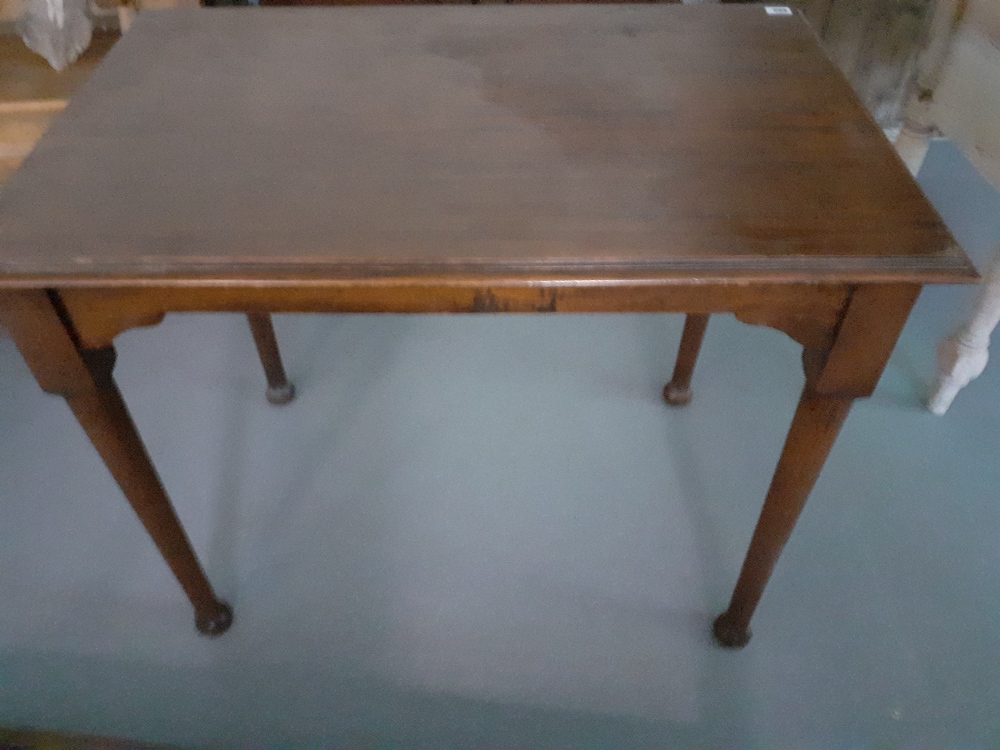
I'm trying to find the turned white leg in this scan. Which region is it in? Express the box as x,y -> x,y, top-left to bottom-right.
892,0 -> 967,177
929,248 -> 1000,415
117,5 -> 136,32
117,0 -> 140,33
894,122 -> 933,177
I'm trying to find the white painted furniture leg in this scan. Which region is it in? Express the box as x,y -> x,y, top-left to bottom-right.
893,0 -> 967,176
894,121 -> 933,177
117,1 -> 137,33
929,248 -> 1000,414
117,5 -> 135,32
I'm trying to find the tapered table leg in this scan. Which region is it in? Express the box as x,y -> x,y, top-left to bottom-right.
713,378 -> 852,648
74,347 -> 233,635
2,291 -> 233,636
714,284 -> 920,648
246,312 -> 295,405
664,313 -> 709,406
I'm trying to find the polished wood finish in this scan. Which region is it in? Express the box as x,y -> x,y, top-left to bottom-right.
0,290 -> 232,636
663,313 -> 708,406
246,312 -> 295,405
0,6 -> 972,286
57,281 -> 855,350
0,7 -> 977,642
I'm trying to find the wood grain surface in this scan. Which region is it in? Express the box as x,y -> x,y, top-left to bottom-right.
0,5 -> 974,286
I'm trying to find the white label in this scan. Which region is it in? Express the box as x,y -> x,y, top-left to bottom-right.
765,6 -> 794,15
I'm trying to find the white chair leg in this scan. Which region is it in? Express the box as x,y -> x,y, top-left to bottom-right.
894,122 -> 932,177
929,248 -> 1000,414
117,0 -> 138,32
892,0 -> 967,178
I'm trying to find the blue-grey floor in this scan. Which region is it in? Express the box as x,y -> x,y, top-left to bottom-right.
1,139 -> 1000,748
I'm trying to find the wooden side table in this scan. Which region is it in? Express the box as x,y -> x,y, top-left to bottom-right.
0,5 -> 977,646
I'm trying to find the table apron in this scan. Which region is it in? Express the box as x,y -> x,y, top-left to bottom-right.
54,281 -> 854,351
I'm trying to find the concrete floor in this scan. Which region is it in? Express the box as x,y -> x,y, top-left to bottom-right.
1,139 -> 999,748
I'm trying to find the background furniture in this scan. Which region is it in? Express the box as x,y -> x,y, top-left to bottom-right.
930,251 -> 1000,413
888,0 -> 1000,413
